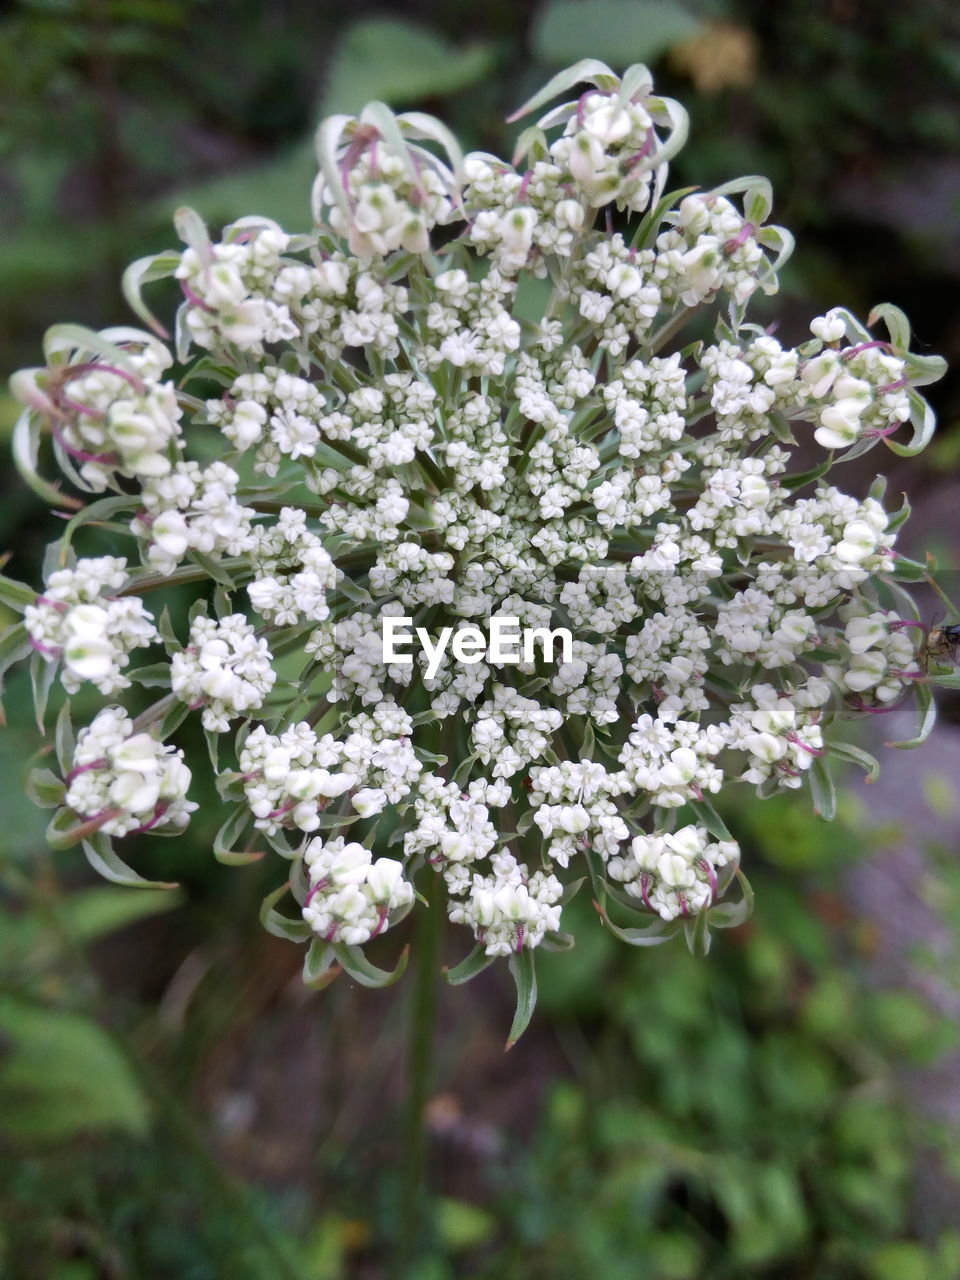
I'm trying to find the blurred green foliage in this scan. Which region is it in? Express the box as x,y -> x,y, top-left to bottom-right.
2,782 -> 957,1278
2,1 -> 960,1277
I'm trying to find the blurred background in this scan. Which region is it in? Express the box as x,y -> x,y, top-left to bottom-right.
2,1 -> 960,1277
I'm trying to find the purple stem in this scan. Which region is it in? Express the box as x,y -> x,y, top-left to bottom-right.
65,756 -> 109,785
640,873 -> 653,912
842,340 -> 891,361
29,636 -> 62,659
65,361 -> 146,395
864,421 -> 904,440
130,801 -> 170,836
786,732 -> 825,758
48,417 -> 117,466
59,395 -> 106,420
624,131 -> 655,171
267,798 -> 298,821
180,280 -> 216,314
724,222 -> 755,254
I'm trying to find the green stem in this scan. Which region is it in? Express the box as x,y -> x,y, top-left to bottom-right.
400,868 -> 445,1267
646,304 -> 700,357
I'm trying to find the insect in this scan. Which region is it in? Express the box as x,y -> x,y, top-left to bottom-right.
924,621 -> 960,668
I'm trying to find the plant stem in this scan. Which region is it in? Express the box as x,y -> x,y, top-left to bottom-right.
400,867 -> 445,1267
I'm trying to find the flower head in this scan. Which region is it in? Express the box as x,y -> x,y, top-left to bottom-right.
5,59 -> 946,1032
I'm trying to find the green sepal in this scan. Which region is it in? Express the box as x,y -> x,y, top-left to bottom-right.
82,833 -> 178,889
29,648 -> 58,731
594,898 -> 682,947
706,868 -> 755,931
444,943 -> 495,986
0,573 -> 37,612
261,883 -> 312,942
214,806 -> 262,866
25,767 -> 66,809
828,740 -> 881,784
127,663 -> 173,689
809,755 -> 837,820
688,796 -> 733,841
684,905 -> 712,957
55,700 -> 75,774
332,941 -> 410,989
302,938 -> 339,989
885,681 -> 936,750
505,945 -> 537,1049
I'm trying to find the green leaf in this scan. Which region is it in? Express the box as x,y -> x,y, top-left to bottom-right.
532,2 -> 700,69
0,572 -> 37,611
505,946 -> 537,1049
12,410 -> 80,511
42,323 -> 143,375
173,206 -> 212,264
0,996 -> 150,1140
867,302 -> 911,353
25,766 -> 65,809
121,251 -> 180,338
128,662 -> 173,688
631,184 -> 699,251
809,755 -> 836,820
689,796 -> 733,841
189,548 -> 236,588
707,868 -> 755,930
332,941 -> 410,989
684,905 -> 712,956
444,943 -> 495,986
29,647 -> 58,731
55,700 -> 75,773
260,884 -> 313,942
322,18 -> 494,116
302,938 -> 338,988
886,680 -> 936,749
507,59 -> 621,124
0,623 -> 32,720
335,574 -> 372,605
57,493 -> 140,561
829,740 -> 881,784
884,388 -> 938,458
594,898 -> 682,946
81,834 -> 178,889
214,805 -> 262,866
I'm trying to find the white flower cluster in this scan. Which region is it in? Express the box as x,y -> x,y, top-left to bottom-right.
7,62 -> 945,1006
831,606 -> 924,704
25,557 -> 157,694
302,838 -> 414,945
447,852 -> 563,958
247,507 -> 339,626
12,332 -> 182,491
176,220 -> 298,353
608,824 -> 738,921
171,614 -> 276,731
133,461 -> 256,575
237,698 -> 421,837
65,707 -> 196,838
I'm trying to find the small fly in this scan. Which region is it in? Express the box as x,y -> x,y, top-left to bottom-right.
923,621 -> 960,668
